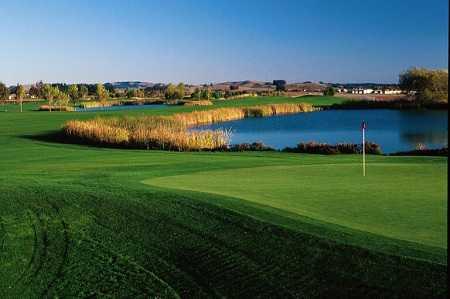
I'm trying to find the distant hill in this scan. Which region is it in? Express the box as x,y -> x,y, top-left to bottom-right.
109,81 -> 158,89
285,82 -> 326,92
207,80 -> 326,92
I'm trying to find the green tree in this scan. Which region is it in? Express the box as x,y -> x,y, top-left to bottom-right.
323,87 -> 335,96
191,88 -> 201,100
29,81 -> 43,99
96,84 -> 108,106
175,83 -> 185,99
126,88 -> 135,99
42,84 -> 58,112
0,82 -> 9,112
0,82 -> 9,101
200,88 -> 211,100
212,90 -> 224,99
399,67 -> 448,103
164,83 -> 177,99
273,80 -> 286,91
79,85 -> 89,99
16,84 -> 26,112
126,88 -> 144,98
56,89 -> 70,111
68,84 -> 79,103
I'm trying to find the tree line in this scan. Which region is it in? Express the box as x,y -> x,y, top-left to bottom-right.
399,67 -> 448,103
0,81 -> 241,108
3,67 -> 445,111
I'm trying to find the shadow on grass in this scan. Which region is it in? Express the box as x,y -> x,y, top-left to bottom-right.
20,130 -> 132,150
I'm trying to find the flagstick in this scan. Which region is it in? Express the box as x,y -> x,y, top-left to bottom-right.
362,125 -> 366,177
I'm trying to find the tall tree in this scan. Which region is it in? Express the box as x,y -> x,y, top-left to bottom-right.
399,67 -> 448,102
16,84 -> 25,112
0,82 -> 9,101
126,88 -> 135,99
96,84 -> 108,106
79,85 -> 89,99
0,82 -> 9,111
323,87 -> 335,96
191,88 -> 201,100
273,80 -> 287,91
68,84 -> 79,104
29,81 -> 43,99
200,88 -> 211,100
164,83 -> 177,99
175,83 -> 185,99
42,84 -> 57,112
56,90 -> 70,111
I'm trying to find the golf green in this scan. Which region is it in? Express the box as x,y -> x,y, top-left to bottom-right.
146,160 -> 447,248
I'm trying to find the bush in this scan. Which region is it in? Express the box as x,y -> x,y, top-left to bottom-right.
389,147 -> 447,156
283,141 -> 382,155
229,142 -> 274,152
323,87 -> 335,96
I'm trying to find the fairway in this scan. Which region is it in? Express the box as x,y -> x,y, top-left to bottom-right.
146,160 -> 447,248
0,97 -> 447,298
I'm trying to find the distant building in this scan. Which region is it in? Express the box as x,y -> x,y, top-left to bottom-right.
374,89 -> 403,95
383,89 -> 402,95
8,94 -> 16,100
352,88 -> 374,94
336,88 -> 348,93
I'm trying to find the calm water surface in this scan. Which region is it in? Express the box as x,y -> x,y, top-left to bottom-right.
198,109 -> 448,153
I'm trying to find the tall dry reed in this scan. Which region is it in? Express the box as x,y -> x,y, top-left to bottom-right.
63,102 -> 314,151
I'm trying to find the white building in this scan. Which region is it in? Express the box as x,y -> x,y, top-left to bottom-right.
374,89 -> 403,95
351,88 -> 374,94
383,89 -> 402,95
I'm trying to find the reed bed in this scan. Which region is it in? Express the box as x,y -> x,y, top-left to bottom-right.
172,103 -> 314,126
182,100 -> 213,106
63,103 -> 314,151
39,105 -> 74,111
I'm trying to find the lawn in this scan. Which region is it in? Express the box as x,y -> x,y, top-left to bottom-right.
146,159 -> 447,248
0,96 -> 447,298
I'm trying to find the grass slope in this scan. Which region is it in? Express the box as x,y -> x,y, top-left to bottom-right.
0,96 -> 447,298
146,160 -> 447,248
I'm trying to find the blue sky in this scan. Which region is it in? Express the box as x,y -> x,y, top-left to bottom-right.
0,0 -> 448,85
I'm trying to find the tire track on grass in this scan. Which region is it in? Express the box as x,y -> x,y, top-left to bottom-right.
14,211 -> 40,287
40,200 -> 70,298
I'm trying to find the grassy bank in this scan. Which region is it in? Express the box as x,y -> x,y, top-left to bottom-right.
0,96 -> 447,297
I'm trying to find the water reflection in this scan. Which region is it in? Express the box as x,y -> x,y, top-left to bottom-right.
197,109 -> 448,153
401,132 -> 448,148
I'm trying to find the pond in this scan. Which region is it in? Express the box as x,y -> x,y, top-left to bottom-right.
197,109 -> 448,153
74,104 -> 168,112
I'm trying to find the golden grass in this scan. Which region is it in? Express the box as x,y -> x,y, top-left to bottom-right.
39,105 -> 74,112
78,100 -> 121,108
182,100 -> 213,106
63,103 -> 314,151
